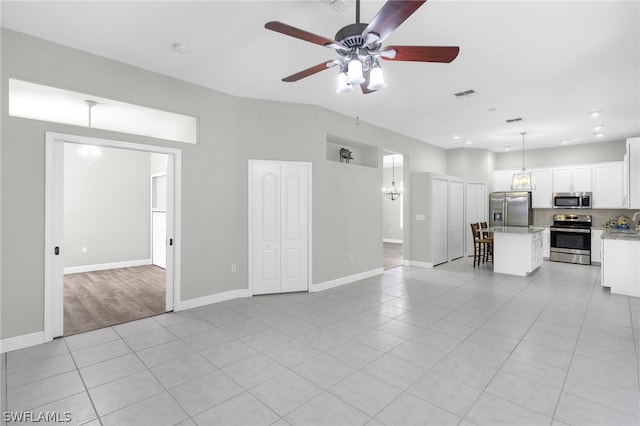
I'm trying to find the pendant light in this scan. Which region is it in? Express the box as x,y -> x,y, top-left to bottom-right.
511,132 -> 536,191
382,156 -> 402,201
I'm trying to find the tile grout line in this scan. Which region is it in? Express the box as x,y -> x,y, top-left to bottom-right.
443,263 -> 576,423
62,337 -> 104,426
549,265 -> 600,422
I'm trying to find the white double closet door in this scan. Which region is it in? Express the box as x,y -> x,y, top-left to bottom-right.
250,160 -> 310,295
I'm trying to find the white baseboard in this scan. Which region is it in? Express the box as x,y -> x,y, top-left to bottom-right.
64,259 -> 151,274
310,268 -> 384,292
0,331 -> 45,354
175,289 -> 251,311
383,239 -> 403,244
405,260 -> 435,268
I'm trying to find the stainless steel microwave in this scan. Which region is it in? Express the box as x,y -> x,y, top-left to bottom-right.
552,192 -> 592,209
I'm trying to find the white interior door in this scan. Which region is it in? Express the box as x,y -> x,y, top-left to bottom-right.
250,160 -> 309,295
280,164 -> 309,292
448,180 -> 465,260
465,182 -> 487,256
152,212 -> 167,268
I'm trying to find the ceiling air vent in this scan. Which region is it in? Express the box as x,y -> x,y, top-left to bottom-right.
506,117 -> 523,123
454,89 -> 476,98
322,0 -> 353,13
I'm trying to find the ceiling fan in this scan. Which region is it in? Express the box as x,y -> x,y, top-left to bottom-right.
265,0 -> 459,94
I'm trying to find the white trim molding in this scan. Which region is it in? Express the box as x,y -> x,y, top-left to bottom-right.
405,260 -> 435,268
383,238 -> 403,244
64,259 -> 151,274
0,331 -> 45,354
175,289 -> 251,311
310,268 -> 384,292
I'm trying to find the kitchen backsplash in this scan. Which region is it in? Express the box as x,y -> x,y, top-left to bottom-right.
533,209 -> 640,228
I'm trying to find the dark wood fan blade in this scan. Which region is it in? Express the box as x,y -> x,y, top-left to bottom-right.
265,21 -> 336,47
362,0 -> 427,44
282,60 -> 337,82
383,45 -> 460,63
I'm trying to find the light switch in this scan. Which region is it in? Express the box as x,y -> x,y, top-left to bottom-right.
416,215 -> 425,221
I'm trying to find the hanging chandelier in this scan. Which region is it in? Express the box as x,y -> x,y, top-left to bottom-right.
382,157 -> 402,201
511,132 -> 536,191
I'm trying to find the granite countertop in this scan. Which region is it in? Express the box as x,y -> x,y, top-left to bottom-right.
491,226 -> 546,234
602,229 -> 640,241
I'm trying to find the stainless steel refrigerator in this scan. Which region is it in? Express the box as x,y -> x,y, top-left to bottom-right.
489,192 -> 533,227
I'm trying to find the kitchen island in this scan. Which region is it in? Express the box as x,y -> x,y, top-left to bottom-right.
492,226 -> 545,276
601,230 -> 640,297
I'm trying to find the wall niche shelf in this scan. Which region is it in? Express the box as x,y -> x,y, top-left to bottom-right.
326,134 -> 378,168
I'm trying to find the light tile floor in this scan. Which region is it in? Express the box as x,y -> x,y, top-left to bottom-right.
2,258 -> 640,425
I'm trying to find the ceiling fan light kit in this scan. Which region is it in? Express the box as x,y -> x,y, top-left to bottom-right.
265,0 -> 459,94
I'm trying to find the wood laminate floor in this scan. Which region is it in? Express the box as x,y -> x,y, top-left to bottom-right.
383,242 -> 403,269
64,265 -> 166,336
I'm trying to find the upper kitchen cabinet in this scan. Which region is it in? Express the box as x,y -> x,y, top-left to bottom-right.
627,137 -> 640,209
493,169 -> 518,192
531,168 -> 552,208
552,165 -> 592,192
592,162 -> 624,208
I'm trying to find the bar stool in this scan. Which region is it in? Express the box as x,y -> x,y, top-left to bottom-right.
480,221 -> 494,263
471,223 -> 492,267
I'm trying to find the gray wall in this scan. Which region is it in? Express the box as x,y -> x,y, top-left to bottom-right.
494,140 -> 626,169
446,148 -> 495,185
1,29 -> 448,339
64,144 -> 150,268
383,165 -> 403,241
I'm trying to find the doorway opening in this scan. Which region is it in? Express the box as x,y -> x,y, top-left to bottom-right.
382,153 -> 403,269
45,132 -> 181,340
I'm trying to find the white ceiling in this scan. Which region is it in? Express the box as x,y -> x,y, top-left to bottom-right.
2,1 -> 639,152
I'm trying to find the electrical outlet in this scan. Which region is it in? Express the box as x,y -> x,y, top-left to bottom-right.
231,264 -> 237,273
81,247 -> 88,254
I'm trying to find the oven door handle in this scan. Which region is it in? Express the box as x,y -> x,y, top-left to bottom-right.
550,227 -> 591,234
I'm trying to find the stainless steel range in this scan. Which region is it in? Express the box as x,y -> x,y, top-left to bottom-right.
550,214 -> 592,265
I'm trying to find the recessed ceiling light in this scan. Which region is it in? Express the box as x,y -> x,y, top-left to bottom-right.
172,43 -> 189,53
488,107 -> 497,112
589,111 -> 602,118
464,141 -> 473,145
561,139 -> 571,145
452,135 -> 461,140
504,146 -> 513,151
594,132 -> 606,138
592,125 -> 604,131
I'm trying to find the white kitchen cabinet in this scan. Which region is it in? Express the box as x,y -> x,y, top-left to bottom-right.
493,228 -> 544,276
553,165 -> 592,192
602,237 -> 640,297
465,182 -> 487,256
493,170 -> 518,192
591,229 -> 603,264
592,162 -> 624,208
409,172 -> 465,268
543,227 -> 550,259
531,168 -> 553,208
627,137 -> 640,209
